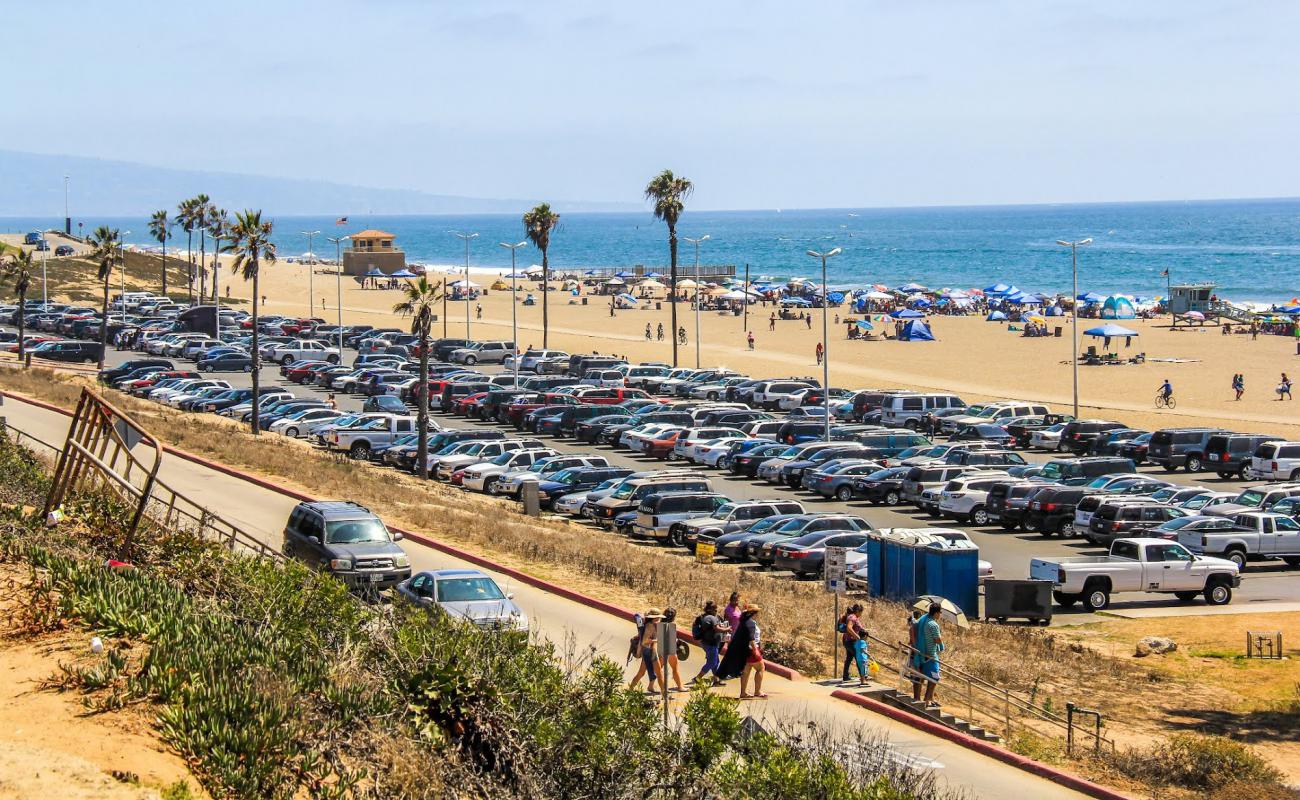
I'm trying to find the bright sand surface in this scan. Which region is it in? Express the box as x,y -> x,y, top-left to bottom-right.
212,257 -> 1300,439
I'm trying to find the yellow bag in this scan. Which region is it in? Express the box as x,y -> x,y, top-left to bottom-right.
868,659 -> 881,677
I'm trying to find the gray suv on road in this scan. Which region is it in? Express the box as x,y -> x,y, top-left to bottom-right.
282,501 -> 411,592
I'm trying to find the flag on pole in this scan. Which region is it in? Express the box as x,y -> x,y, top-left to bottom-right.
335,216 -> 348,225
1160,269 -> 1169,276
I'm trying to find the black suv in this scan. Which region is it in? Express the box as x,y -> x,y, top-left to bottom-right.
1024,486 -> 1089,536
1088,500 -> 1188,546
1204,433 -> 1281,479
1058,420 -> 1127,455
1148,428 -> 1231,473
282,501 -> 411,592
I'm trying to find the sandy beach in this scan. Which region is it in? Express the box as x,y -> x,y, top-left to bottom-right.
195,256 -> 1299,440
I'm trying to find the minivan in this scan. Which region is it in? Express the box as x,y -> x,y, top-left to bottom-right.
1204,433 -> 1282,479
1148,428 -> 1231,473
1034,457 -> 1136,485
587,476 -> 712,526
630,492 -> 730,541
1252,441 -> 1300,482
32,340 -> 103,363
880,392 -> 966,429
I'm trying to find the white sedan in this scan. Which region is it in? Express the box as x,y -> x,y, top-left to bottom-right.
270,408 -> 346,438
1029,423 -> 1067,450
691,437 -> 750,467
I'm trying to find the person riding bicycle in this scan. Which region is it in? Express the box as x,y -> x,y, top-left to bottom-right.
1158,379 -> 1173,404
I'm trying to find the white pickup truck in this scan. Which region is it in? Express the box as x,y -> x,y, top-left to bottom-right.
1030,538 -> 1240,612
1178,511 -> 1300,569
326,414 -> 418,459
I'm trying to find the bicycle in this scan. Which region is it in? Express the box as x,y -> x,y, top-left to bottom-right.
1154,393 -> 1177,409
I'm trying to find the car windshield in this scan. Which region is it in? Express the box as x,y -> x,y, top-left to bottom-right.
435,577 -> 505,602
610,482 -> 639,499
775,518 -> 812,533
436,441 -> 476,456
714,502 -> 739,517
1039,463 -> 1063,480
490,452 -> 516,466
1235,489 -> 1266,506
1156,517 -> 1201,531
788,532 -> 829,547
778,446 -> 804,458
549,469 -> 576,483
324,518 -> 391,544
360,419 -> 388,430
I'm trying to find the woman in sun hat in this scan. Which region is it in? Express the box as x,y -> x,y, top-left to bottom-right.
716,603 -> 766,698
627,608 -> 664,693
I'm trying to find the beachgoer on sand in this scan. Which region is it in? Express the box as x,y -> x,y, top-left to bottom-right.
657,323 -> 664,341
806,315 -> 812,330
747,331 -> 755,350
1279,373 -> 1293,401
645,323 -> 652,340
815,342 -> 824,365
1233,373 -> 1244,400
769,313 -> 776,331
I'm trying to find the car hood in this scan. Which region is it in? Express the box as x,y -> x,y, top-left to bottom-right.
438,599 -> 526,628
329,541 -> 403,560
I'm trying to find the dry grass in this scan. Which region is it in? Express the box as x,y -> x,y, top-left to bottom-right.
20,251 -> 237,306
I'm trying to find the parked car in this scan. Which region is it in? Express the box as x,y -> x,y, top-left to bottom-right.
396,569 -> 527,632
281,501 -> 411,592
1147,428 -> 1230,473
1204,433 -> 1280,479
1252,441 -> 1300,482
1030,538 -> 1239,611
1058,420 -> 1128,455
1177,512 -> 1300,569
1087,500 -> 1189,547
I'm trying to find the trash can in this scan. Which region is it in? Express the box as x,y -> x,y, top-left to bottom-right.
581,297 -> 588,305
1054,327 -> 1063,337
983,579 -> 1052,624
656,301 -> 662,310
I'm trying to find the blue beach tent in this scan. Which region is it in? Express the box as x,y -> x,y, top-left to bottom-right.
1084,323 -> 1139,338
390,269 -> 416,278
899,320 -> 935,341
891,309 -> 925,319
1044,305 -> 1064,317
1100,295 -> 1137,319
985,311 -> 1007,321
364,267 -> 385,277
1077,291 -> 1106,304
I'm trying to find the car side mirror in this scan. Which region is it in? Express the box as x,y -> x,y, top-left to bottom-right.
392,531 -> 403,541
307,536 -> 321,545
506,592 -> 515,600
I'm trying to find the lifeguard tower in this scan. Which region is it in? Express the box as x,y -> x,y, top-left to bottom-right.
342,230 -> 406,277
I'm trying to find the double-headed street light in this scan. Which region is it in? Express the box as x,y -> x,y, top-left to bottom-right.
327,235 -> 350,353
120,231 -> 132,323
1056,238 -> 1092,419
499,241 -> 527,387
301,230 -> 320,316
682,234 -> 710,368
806,246 -> 842,442
450,231 -> 479,340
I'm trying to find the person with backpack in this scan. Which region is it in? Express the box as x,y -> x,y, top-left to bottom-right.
660,607 -> 687,692
839,602 -> 869,685
626,608 -> 663,693
690,600 -> 730,686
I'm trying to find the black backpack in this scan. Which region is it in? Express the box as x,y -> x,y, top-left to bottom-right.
691,614 -> 710,643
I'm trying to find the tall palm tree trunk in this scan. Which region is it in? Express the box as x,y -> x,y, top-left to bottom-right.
541,251 -> 549,349
416,336 -> 430,478
160,247 -> 168,296
15,291 -> 25,360
186,231 -> 195,302
98,275 -> 110,371
249,268 -> 261,434
199,233 -> 207,302
669,226 -> 679,367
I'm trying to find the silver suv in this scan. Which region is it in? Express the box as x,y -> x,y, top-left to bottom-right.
282,501 -> 411,593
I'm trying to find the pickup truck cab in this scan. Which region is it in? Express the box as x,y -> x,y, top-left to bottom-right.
1179,511 -> 1300,569
1030,538 -> 1240,611
326,414 -> 419,459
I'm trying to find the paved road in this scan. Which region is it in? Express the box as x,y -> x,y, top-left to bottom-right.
68,342 -> 1300,620
0,388 -> 1098,800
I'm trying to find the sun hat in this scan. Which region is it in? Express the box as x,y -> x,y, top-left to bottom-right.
744,603 -> 762,613
645,608 -> 664,619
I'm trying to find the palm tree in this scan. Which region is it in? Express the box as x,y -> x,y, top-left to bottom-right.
0,250 -> 34,359
148,210 -> 171,296
176,198 -> 198,301
88,226 -> 122,371
207,207 -> 229,302
222,210 -> 277,434
644,170 -> 693,366
194,194 -> 212,302
522,203 -> 560,349
393,276 -> 444,479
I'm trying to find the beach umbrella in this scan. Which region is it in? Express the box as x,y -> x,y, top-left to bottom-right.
912,298 -> 931,307
523,264 -> 544,275
644,271 -> 665,278
450,278 -> 481,288
984,282 -> 1011,295
616,292 -> 638,303
390,269 -> 417,278
898,282 -> 927,293
639,278 -> 666,289
985,310 -> 1007,321
676,278 -> 698,289
1084,323 -> 1138,338
301,251 -> 318,260
855,319 -> 874,331
719,289 -> 748,301
364,267 -> 385,277
606,277 -> 626,285
913,596 -> 969,629
827,291 -> 845,304
706,285 -> 730,297
864,290 -> 892,300
891,309 -> 924,319
781,296 -> 811,306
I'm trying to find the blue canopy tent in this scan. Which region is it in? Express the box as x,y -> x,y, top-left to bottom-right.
781,296 -> 812,306
1100,296 -> 1137,319
984,282 -> 1011,295
985,310 -> 1007,321
644,271 -> 664,278
390,269 -> 416,278
891,309 -> 925,319
364,267 -> 385,277
911,297 -> 932,307
1084,323 -> 1138,337
899,320 -> 935,341
614,270 -> 634,278
898,282 -> 928,293
1077,291 -> 1106,304
1044,305 -> 1064,316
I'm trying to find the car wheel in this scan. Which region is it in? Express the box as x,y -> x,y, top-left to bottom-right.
327,354 -> 339,364
281,355 -> 293,365
1216,471 -> 1232,479
349,442 -> 371,459
1083,584 -> 1110,612
285,427 -> 299,437
1058,520 -> 1075,537
201,364 -> 212,372
970,506 -> 990,526
1174,591 -> 1199,602
243,365 -> 253,373
1284,557 -> 1300,568
1226,549 -> 1247,570
904,420 -> 919,431
884,490 -> 900,505
1291,469 -> 1300,482
1239,465 -> 1255,481
836,485 -> 854,502
1185,455 -> 1203,472
465,355 -> 477,365
1204,580 -> 1232,606
1162,464 -> 1177,473
999,519 -> 1018,531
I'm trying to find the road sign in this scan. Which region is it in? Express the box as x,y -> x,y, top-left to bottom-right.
825,546 -> 848,594
657,620 -> 678,661
695,541 -> 715,564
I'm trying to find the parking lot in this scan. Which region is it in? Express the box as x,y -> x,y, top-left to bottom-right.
69,332 -> 1300,623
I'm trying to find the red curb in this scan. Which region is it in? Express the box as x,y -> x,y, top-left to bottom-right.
831,690 -> 1131,800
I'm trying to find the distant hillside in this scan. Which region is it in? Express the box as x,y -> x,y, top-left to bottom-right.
0,150 -> 637,216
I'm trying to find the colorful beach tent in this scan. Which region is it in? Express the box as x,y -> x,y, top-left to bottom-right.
1100,296 -> 1137,319
899,320 -> 934,341
985,311 -> 1007,321
1084,323 -> 1139,338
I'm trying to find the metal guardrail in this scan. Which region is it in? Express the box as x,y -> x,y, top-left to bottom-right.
865,631 -> 1115,752
3,389 -> 281,562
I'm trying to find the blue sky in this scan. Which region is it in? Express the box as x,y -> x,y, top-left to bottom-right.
3,0 -> 1296,210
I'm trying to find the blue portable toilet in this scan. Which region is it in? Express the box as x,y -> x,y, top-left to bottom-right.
918,541 -> 979,617
865,529 -> 980,616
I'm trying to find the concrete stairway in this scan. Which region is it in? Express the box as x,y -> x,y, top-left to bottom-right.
859,686 -> 1002,743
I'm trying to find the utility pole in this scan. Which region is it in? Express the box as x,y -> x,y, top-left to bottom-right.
450,231 -> 479,340
683,235 -> 710,368
500,241 -> 527,387
807,247 -> 842,442
328,235 -> 349,352
301,230 -> 320,317
1056,238 -> 1092,419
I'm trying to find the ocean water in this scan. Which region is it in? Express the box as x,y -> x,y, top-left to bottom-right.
5,197 -> 1298,302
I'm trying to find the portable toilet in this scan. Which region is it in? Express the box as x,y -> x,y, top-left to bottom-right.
917,537 -> 980,617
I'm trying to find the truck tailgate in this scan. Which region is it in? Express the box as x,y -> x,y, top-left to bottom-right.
1029,559 -> 1062,583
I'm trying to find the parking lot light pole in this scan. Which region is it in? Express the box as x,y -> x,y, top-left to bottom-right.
450,231 -> 479,340
120,231 -> 132,323
328,235 -> 349,352
499,241 -> 527,387
301,230 -> 320,317
807,247 -> 842,442
683,234 -> 710,368
1056,238 -> 1092,419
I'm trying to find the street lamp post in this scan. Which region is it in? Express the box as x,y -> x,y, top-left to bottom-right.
450,231 -> 479,340
1056,238 -> 1092,419
63,174 -> 70,235
683,235 -> 710,368
806,247 -> 842,442
41,239 -> 48,306
327,236 -> 349,353
211,229 -> 223,316
499,241 -> 527,387
120,231 -> 132,323
301,230 -> 320,317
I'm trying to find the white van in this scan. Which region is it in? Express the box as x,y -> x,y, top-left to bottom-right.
880,392 -> 966,429
1252,441 -> 1300,482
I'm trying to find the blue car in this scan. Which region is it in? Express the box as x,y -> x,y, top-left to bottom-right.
198,352 -> 254,372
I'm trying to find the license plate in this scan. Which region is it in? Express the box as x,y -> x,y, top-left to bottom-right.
368,574 -> 382,582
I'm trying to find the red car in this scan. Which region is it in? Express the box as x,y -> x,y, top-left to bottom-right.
573,387 -> 651,405
280,317 -> 326,336
643,429 -> 682,459
504,392 -> 578,428
454,391 -> 489,416
121,369 -> 199,393
281,359 -> 329,381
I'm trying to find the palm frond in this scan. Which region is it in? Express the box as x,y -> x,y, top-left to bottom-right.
88,225 -> 122,282
393,275 -> 442,337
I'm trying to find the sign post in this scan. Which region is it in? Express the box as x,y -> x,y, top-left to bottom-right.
657,620 -> 677,727
825,546 -> 848,678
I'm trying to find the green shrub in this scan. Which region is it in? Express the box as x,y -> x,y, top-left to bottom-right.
1107,733 -> 1281,792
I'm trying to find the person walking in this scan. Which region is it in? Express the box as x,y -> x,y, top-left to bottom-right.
769,312 -> 776,331
627,609 -> 664,693
327,393 -> 337,410
678,326 -> 687,345
747,330 -> 755,350
476,303 -> 483,320
717,603 -> 766,698
1279,373 -> 1294,401
723,592 -> 742,637
839,602 -> 869,685
656,322 -> 664,341
645,323 -> 652,340
690,601 -> 729,686
660,607 -> 687,693
805,315 -> 813,330
1233,373 -> 1244,401
815,342 -> 824,366
907,608 -> 925,701
916,603 -> 944,708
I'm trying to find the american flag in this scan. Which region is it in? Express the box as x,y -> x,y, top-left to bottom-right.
335,216 -> 348,225
1160,269 -> 1169,276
